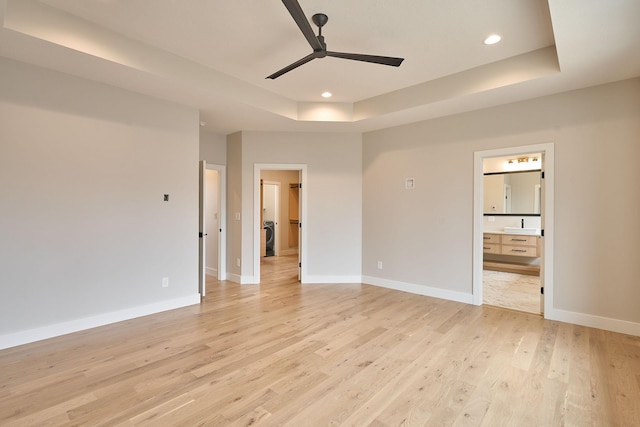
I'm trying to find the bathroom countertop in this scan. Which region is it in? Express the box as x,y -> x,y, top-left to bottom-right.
484,229 -> 541,236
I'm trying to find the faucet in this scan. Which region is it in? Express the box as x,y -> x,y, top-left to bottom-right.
521,218 -> 525,228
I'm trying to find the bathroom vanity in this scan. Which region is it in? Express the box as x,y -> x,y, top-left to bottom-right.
483,230 -> 541,275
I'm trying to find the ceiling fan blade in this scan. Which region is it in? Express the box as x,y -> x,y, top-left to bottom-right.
282,0 -> 323,51
266,53 -> 316,79
326,51 -> 404,67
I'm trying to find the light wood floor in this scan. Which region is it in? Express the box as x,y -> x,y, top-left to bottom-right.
483,270 -> 540,315
1,257 -> 639,426
260,254 -> 299,285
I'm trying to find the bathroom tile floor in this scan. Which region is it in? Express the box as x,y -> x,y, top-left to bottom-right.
483,270 -> 540,314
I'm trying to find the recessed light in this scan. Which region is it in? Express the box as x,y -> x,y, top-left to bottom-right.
321,91 -> 332,98
484,34 -> 501,45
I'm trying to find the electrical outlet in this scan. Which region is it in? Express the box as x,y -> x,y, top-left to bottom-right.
377,261 -> 383,270
162,277 -> 169,288
236,258 -> 241,267
235,212 -> 241,221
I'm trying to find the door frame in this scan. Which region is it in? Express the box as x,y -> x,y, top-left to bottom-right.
199,161 -> 206,297
254,164 -> 307,283
472,143 -> 555,317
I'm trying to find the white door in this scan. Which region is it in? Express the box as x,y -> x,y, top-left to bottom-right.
539,155 -> 546,314
198,160 -> 206,297
297,174 -> 302,281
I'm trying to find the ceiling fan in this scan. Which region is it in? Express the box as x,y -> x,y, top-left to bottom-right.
267,0 -> 404,79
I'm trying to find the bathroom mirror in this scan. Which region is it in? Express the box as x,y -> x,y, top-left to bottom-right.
484,170 -> 541,215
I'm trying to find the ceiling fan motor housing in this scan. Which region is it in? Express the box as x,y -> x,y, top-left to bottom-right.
312,13 -> 328,28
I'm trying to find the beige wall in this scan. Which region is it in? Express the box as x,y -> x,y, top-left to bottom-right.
363,77 -> 640,327
0,58 -> 200,346
229,131 -> 363,283
199,130 -> 226,165
226,132 -> 243,279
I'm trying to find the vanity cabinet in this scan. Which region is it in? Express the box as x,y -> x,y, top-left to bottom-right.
500,234 -> 539,257
483,233 -> 539,257
483,232 -> 540,275
482,233 -> 501,254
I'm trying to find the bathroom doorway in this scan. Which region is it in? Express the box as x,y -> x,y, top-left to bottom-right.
483,154 -> 541,314
473,143 -> 555,317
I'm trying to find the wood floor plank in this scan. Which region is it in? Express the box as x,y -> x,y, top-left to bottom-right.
483,270 -> 540,314
1,256 -> 639,426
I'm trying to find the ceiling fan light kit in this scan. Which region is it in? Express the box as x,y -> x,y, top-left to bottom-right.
267,0 -> 404,79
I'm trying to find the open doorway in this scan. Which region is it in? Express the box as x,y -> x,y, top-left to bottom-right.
198,162 -> 226,297
473,143 -> 555,317
254,164 -> 307,284
482,153 -> 542,314
261,180 -> 279,257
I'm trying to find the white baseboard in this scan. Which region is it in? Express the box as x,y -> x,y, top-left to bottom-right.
546,308 -> 640,337
227,273 -> 360,285
0,294 -> 201,350
362,275 -> 473,304
225,273 -> 259,285
303,275 -> 362,284
205,267 -> 217,277
226,273 -> 241,284
242,275 -> 259,285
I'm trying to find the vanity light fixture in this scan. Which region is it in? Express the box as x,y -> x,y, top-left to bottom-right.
484,34 -> 502,45
321,91 -> 332,98
508,156 -> 539,164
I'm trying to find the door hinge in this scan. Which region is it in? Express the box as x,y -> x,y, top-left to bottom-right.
541,287 -> 544,295
298,183 -> 302,189
541,171 -> 545,179
298,262 -> 301,268
299,222 -> 301,229
541,229 -> 545,237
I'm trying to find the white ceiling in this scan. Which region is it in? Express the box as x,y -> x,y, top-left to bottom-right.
1,0 -> 639,135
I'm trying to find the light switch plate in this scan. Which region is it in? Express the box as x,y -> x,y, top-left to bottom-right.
405,178 -> 415,190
